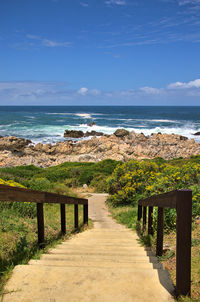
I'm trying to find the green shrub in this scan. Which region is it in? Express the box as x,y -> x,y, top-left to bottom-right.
28,177 -> 52,192
107,158 -> 200,230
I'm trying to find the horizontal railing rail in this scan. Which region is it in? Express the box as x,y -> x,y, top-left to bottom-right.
138,189 -> 192,297
0,184 -> 88,247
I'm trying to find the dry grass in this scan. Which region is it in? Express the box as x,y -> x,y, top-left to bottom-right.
157,223 -> 200,302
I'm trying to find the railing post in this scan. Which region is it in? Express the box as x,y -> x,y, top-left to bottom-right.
37,203 -> 45,248
60,204 -> 66,235
143,206 -> 147,231
176,190 -> 192,297
74,204 -> 78,229
156,207 -> 164,256
137,205 -> 142,221
148,206 -> 154,235
83,204 -> 88,225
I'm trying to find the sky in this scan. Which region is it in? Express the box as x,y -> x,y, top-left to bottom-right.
0,0 -> 200,105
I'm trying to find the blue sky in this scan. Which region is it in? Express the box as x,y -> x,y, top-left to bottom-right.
0,0 -> 200,105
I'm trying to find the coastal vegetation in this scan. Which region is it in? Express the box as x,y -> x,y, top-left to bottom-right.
106,156 -> 200,301
0,176 -> 90,296
0,157 -> 200,300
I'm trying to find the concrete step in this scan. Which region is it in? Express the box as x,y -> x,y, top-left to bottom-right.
48,249 -> 155,257
40,253 -> 159,263
4,264 -> 171,302
61,241 -> 143,246
28,259 -> 163,269
51,245 -> 153,255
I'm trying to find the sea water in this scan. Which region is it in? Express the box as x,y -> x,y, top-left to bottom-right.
0,106 -> 199,144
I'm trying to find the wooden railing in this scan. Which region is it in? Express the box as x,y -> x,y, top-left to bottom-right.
0,184 -> 88,247
138,189 -> 192,297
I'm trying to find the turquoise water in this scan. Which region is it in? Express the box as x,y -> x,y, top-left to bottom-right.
0,106 -> 199,144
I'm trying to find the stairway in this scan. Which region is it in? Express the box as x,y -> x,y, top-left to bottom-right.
3,194 -> 174,302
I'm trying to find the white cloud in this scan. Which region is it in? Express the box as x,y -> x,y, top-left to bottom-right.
42,39 -> 71,47
26,34 -> 72,48
77,87 -> 88,95
0,82 -> 64,102
26,34 -> 40,40
77,87 -> 101,96
105,0 -> 127,5
168,78 -> 200,89
140,86 -> 162,95
80,2 -> 89,7
90,89 -> 101,95
178,0 -> 200,5
104,51 -> 121,58
105,89 -> 136,98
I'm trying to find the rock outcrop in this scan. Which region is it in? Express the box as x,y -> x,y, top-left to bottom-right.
85,131 -> 104,137
0,131 -> 199,167
114,129 -> 129,138
64,130 -> 84,138
64,130 -> 104,138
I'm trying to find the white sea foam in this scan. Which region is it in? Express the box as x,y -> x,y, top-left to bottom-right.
118,118 -> 180,123
150,119 -> 178,123
0,117 -> 199,144
75,113 -> 92,119
25,116 -> 36,119
130,126 -> 200,141
102,118 -> 180,123
45,113 -> 73,115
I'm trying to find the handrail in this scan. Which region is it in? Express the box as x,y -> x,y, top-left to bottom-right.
137,189 -> 192,297
0,184 -> 88,247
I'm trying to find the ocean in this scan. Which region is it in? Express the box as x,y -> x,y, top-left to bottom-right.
0,106 -> 199,144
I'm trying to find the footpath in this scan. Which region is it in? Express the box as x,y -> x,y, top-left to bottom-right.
3,193 -> 174,302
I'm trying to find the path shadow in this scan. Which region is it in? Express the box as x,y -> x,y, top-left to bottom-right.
136,222 -> 175,296
144,247 -> 175,296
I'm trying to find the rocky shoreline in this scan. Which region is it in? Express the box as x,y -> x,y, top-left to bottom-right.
0,130 -> 200,167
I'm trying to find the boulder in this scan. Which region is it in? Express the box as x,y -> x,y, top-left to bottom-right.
114,129 -> 129,138
88,122 -> 96,127
180,135 -> 188,141
193,132 -> 200,136
85,131 -> 104,137
35,143 -> 43,151
0,136 -> 31,152
64,130 -> 84,138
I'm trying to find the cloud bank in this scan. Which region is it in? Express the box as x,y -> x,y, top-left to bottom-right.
0,79 -> 200,105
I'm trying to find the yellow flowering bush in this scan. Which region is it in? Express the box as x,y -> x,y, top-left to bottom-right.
0,178 -> 36,217
107,159 -> 200,229
0,178 -> 25,188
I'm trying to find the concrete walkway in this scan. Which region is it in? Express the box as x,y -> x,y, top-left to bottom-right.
3,194 -> 174,302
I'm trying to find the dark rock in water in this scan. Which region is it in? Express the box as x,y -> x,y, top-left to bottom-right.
193,132 -> 200,136
64,129 -> 104,138
88,122 -> 96,127
180,135 -> 188,141
64,130 -> 84,138
85,131 -> 104,137
114,129 -> 129,137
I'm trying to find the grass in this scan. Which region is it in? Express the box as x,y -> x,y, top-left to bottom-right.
159,224 -> 200,302
0,201 -> 92,298
107,202 -> 138,230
